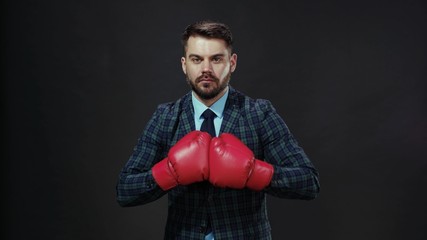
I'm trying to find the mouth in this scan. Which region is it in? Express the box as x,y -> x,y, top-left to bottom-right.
199,79 -> 213,83
197,74 -> 216,84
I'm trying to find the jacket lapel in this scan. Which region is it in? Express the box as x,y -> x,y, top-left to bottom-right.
181,96 -> 195,134
220,87 -> 241,135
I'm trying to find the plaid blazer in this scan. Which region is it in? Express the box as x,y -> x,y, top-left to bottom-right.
117,87 -> 320,239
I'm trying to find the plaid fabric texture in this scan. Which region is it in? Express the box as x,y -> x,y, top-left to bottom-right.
116,87 -> 320,239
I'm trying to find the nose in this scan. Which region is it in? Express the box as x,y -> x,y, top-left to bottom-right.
201,60 -> 213,73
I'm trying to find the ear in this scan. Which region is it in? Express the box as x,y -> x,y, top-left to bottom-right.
181,57 -> 187,74
230,53 -> 237,73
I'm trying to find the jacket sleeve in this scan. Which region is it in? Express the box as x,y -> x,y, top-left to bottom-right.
257,100 -> 320,200
116,105 -> 168,207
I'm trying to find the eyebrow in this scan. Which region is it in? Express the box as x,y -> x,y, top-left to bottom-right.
188,53 -> 226,59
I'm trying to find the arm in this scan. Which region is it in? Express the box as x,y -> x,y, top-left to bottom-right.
258,100 -> 320,200
116,106 -> 167,207
116,106 -> 211,207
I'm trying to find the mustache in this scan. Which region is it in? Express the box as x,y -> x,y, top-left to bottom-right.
196,73 -> 219,83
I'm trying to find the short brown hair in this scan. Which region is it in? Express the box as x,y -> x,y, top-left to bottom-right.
181,20 -> 233,53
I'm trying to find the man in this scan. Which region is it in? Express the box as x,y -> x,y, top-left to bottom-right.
116,20 -> 320,239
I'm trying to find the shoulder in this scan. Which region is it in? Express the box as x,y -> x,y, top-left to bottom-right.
228,87 -> 276,117
153,92 -> 191,119
144,93 -> 191,136
141,92 -> 191,143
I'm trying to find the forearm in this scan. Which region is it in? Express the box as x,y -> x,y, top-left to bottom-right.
266,165 -> 319,200
262,142 -> 320,199
116,169 -> 166,207
116,121 -> 168,206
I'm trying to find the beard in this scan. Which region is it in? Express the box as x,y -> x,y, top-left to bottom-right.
186,72 -> 231,100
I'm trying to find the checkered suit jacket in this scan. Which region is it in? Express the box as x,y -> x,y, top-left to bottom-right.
117,87 -> 320,239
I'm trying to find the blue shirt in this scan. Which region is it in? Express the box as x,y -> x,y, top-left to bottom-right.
192,88 -> 229,137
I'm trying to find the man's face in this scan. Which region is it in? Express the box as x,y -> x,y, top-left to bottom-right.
181,36 -> 237,101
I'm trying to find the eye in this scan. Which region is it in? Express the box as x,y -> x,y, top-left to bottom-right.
212,57 -> 223,63
191,58 -> 201,64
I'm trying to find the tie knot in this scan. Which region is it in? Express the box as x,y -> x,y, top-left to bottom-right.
202,109 -> 216,120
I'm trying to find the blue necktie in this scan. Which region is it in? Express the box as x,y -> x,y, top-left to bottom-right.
201,109 -> 216,137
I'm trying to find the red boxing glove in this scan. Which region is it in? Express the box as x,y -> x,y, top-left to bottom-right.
152,131 -> 211,190
209,133 -> 274,191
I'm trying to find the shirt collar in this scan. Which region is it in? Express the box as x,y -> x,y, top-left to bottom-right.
192,87 -> 229,120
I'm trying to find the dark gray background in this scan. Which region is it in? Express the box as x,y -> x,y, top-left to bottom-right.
3,0 -> 427,239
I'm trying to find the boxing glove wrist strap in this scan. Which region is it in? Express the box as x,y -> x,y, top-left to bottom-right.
246,160 -> 274,191
152,158 -> 178,191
